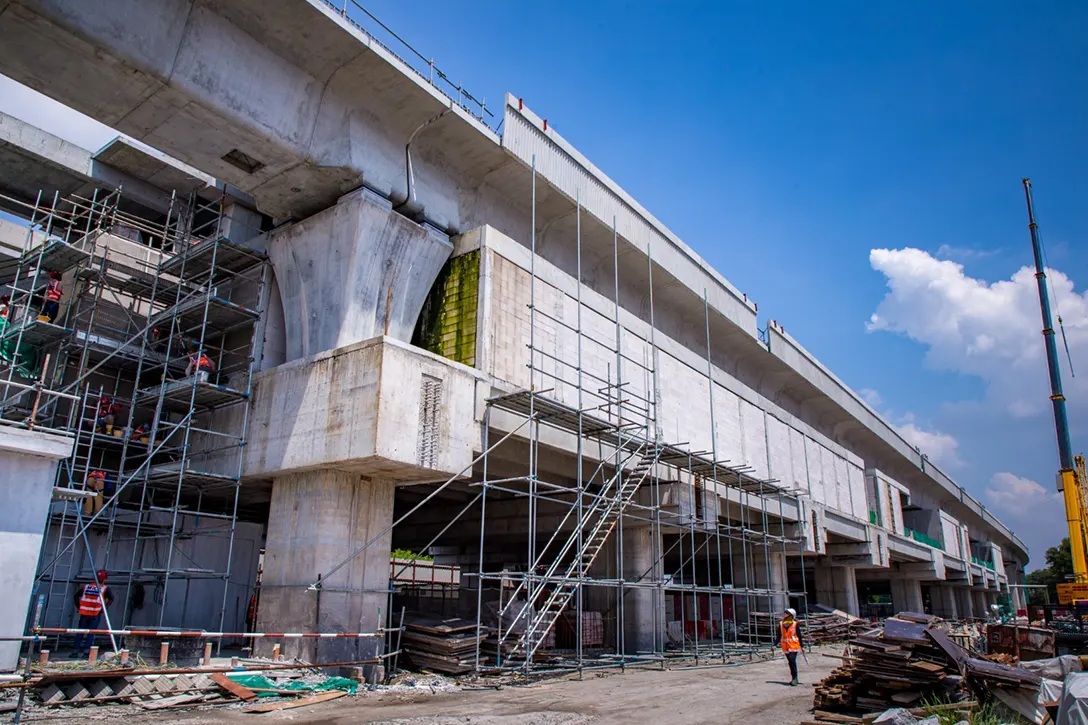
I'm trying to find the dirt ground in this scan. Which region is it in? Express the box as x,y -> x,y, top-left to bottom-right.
42,646 -> 840,725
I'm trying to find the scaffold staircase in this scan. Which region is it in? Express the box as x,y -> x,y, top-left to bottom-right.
501,441 -> 662,663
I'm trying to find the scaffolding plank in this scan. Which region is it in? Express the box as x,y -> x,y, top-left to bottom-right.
158,237 -> 266,281
487,390 -> 614,435
1,318 -> 72,346
135,377 -> 248,412
0,239 -> 92,286
68,330 -> 182,373
150,294 -> 258,334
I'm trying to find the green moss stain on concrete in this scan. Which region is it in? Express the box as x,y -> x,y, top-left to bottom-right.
412,250 -> 479,367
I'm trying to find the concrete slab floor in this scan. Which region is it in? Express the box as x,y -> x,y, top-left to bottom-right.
92,645 -> 842,725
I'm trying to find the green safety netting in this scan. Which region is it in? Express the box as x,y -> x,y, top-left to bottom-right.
226,674 -> 358,697
0,317 -> 38,377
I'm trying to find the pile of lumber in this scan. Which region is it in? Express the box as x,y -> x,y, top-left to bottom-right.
813,612 -> 1040,716
401,614 -> 487,675
804,611 -> 873,645
747,609 -> 871,646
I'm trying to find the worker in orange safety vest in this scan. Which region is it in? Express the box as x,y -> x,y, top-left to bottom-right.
774,607 -> 805,686
186,350 -> 215,382
71,569 -> 114,659
40,270 -> 62,323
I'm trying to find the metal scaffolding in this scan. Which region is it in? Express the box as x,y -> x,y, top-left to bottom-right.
0,186 -> 268,649
383,157 -> 810,675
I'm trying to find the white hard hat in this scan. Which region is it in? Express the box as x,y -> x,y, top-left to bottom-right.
785,608 -> 797,617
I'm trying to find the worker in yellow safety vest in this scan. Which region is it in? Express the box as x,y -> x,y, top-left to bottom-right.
774,607 -> 805,686
71,569 -> 114,659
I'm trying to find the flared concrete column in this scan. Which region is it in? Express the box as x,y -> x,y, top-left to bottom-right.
266,188 -> 452,362
256,470 -> 395,662
890,578 -> 923,613
931,586 -> 958,619
621,526 -> 662,654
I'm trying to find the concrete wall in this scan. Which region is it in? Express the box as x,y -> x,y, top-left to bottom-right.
0,426 -> 73,670
477,225 -> 870,527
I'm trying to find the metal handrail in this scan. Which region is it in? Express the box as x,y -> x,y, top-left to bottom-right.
322,0 -> 495,126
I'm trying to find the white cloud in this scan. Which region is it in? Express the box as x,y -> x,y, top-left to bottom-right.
0,74 -> 116,151
868,248 -> 1088,418
859,388 -> 883,408
984,471 -> 1058,513
892,418 -> 962,469
935,244 -> 1002,261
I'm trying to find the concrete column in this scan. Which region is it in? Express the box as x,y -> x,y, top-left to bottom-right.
620,526 -> 662,654
890,578 -> 924,614
972,590 -> 988,619
955,588 -> 975,619
256,470 -> 395,662
1,427 -> 74,671
831,567 -> 859,616
931,585 -> 958,620
814,565 -> 859,616
751,552 -> 789,614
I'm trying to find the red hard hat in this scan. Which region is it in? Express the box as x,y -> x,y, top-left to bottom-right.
96,569 -> 108,582
49,269 -> 61,279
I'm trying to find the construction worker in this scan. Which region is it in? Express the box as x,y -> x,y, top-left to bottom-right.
131,422 -> 151,443
95,395 -> 123,435
775,607 -> 805,686
39,269 -> 62,323
186,349 -> 215,382
0,294 -> 9,321
84,470 -> 107,516
71,569 -> 113,659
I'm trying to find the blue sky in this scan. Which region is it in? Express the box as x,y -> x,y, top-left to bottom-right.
352,0 -> 1088,567
2,1 -> 1086,568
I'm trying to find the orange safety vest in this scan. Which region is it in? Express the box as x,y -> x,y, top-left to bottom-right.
46,279 -> 62,301
191,354 -> 212,370
779,620 -> 801,653
78,583 -> 108,616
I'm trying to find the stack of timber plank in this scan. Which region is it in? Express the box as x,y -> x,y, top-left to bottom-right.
813,612 -> 1039,715
401,614 -> 487,675
748,609 -> 872,646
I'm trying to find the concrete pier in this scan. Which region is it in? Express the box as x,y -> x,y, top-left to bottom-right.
621,526 -> 662,654
257,470 -> 395,661
815,566 -> 859,616
890,578 -> 924,613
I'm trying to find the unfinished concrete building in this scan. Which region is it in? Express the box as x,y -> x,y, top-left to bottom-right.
0,0 -> 1026,673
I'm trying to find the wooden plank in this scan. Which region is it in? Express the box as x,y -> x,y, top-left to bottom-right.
245,690 -> 347,713
139,693 -> 207,710
210,673 -> 259,703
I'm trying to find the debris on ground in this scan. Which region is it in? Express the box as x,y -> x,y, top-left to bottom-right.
811,612 -> 1042,723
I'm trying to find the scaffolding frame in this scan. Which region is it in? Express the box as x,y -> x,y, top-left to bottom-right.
0,186 -> 269,648
368,156 -> 811,675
